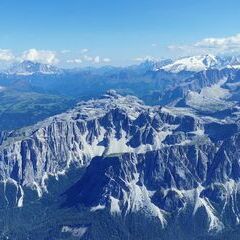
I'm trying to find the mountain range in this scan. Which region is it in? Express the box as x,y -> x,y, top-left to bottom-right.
2,54 -> 240,76
0,55 -> 240,239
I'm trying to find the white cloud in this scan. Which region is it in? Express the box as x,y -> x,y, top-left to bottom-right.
151,43 -> 157,47
168,33 -> 240,56
133,56 -> 159,62
21,49 -> 59,64
0,48 -> 111,66
61,49 -> 71,54
194,34 -> 240,51
103,58 -> 111,63
0,49 -> 15,61
93,56 -> 100,63
67,55 -> 110,65
83,55 -> 93,61
67,58 -> 82,64
133,57 -> 144,62
81,48 -> 89,53
0,47 -> 110,66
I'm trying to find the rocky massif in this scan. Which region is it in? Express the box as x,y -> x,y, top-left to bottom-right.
0,89 -> 240,239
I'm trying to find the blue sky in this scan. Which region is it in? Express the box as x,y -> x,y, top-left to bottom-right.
0,0 -> 240,67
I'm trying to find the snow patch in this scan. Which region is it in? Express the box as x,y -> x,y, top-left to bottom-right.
62,226 -> 88,238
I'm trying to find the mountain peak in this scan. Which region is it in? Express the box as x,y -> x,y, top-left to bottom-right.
161,54 -> 219,73
6,60 -> 62,75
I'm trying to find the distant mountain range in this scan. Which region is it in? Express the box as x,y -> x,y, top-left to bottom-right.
4,60 -> 62,75
0,55 -> 239,132
2,54 -> 240,76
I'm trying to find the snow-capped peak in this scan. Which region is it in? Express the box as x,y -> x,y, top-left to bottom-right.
5,60 -> 62,75
132,58 -> 173,72
161,54 -> 219,73
221,56 -> 240,69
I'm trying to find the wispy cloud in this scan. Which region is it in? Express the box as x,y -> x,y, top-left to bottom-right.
81,48 -> 89,54
66,54 -> 111,65
61,49 -> 71,54
194,34 -> 240,51
67,58 -> 82,64
0,49 -> 15,61
168,33 -> 240,56
83,55 -> 93,62
0,49 -> 59,64
93,56 -> 100,63
103,58 -> 111,63
0,48 -> 111,66
133,55 -> 159,62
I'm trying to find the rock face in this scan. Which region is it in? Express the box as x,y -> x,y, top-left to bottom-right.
63,135 -> 240,232
0,92 -> 201,193
0,91 -> 240,237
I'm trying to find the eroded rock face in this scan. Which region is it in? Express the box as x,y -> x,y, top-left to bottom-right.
0,93 -> 203,190
0,92 -> 240,235
63,137 -> 240,232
